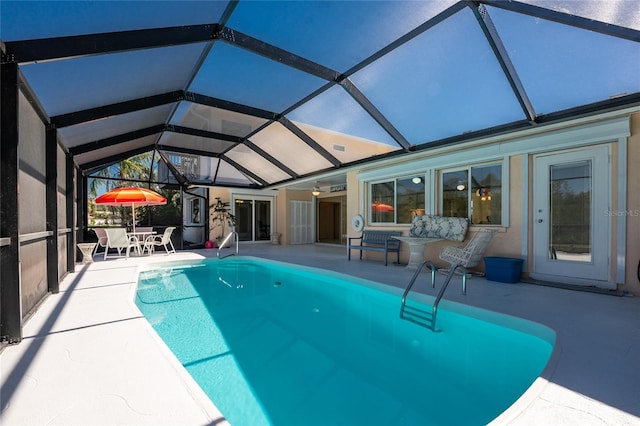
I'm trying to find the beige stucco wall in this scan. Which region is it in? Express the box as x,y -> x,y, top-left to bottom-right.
485,155 -> 523,265
625,112 -> 640,293
346,171 -> 361,238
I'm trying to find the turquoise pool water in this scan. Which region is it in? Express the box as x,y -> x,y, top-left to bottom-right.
135,257 -> 554,426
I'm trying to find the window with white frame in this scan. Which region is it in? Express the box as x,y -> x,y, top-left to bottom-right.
370,176 -> 425,224
441,163 -> 502,225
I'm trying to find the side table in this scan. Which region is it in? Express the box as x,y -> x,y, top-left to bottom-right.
77,242 -> 97,264
392,236 -> 442,269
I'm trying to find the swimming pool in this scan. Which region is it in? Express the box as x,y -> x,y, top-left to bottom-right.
135,257 -> 555,426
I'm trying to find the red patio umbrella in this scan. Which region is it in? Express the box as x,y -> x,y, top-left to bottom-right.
94,186 -> 167,232
372,202 -> 394,213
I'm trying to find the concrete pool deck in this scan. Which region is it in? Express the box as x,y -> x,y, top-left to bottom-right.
1,244 -> 639,425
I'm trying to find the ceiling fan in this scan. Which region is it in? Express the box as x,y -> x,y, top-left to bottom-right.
311,184 -> 325,196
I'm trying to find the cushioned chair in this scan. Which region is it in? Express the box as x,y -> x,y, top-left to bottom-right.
439,229 -> 497,274
143,226 -> 176,255
104,228 -> 140,259
92,228 -> 108,257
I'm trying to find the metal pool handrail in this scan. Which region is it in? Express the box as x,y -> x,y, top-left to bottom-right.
400,261 -> 467,331
431,265 -> 467,329
401,260 -> 438,305
217,231 -> 239,259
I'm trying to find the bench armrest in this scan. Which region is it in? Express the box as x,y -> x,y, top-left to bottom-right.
348,235 -> 363,244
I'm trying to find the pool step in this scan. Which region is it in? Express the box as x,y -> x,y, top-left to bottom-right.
399,303 -> 435,329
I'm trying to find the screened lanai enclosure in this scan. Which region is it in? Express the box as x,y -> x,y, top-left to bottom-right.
1,1 -> 639,343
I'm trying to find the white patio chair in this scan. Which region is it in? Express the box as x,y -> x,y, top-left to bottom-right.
143,226 -> 176,255
104,228 -> 140,259
92,228 -> 108,257
130,227 -> 153,252
439,229 -> 497,275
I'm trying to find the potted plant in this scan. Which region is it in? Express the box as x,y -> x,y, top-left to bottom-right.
210,197 -> 236,246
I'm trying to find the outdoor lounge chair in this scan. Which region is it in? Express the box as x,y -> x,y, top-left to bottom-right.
104,228 -> 141,259
143,226 -> 176,255
92,228 -> 108,257
438,229 -> 497,275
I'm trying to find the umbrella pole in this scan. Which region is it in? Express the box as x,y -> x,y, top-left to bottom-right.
132,202 -> 136,233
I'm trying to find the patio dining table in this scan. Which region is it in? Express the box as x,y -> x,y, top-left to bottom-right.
127,231 -> 157,255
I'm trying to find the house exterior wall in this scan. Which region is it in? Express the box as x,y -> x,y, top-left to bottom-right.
212,110 -> 640,293
625,112 -> 640,293
610,141 -> 621,286
350,109 -> 638,291
209,187 -> 281,244
490,154 -> 523,260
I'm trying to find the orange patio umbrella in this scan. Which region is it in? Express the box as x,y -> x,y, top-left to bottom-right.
372,201 -> 394,213
94,186 -> 167,232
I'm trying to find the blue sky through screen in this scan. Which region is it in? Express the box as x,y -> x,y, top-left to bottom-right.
1,0 -> 638,187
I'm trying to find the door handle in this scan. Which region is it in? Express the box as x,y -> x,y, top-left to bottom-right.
537,219 -> 543,223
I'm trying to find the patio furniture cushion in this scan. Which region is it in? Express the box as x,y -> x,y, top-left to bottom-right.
409,215 -> 468,242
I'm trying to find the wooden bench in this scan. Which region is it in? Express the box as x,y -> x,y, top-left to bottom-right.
348,230 -> 402,266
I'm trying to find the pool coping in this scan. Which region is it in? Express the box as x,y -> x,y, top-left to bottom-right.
128,262 -> 229,425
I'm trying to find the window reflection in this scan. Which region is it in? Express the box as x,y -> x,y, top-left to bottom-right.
235,198 -> 272,242
397,177 -> 425,224
471,164 -> 502,225
442,170 -> 468,218
371,181 -> 395,223
370,177 -> 426,224
441,164 -> 502,224
549,161 -> 591,262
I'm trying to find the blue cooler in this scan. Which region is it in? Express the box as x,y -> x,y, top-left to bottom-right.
484,257 -> 524,283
